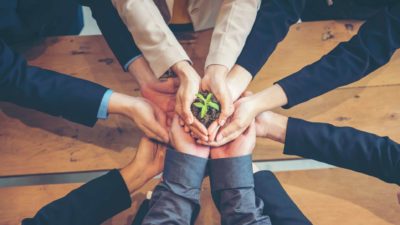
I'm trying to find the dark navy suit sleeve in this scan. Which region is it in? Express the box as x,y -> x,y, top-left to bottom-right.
284,118 -> 400,185
254,171 -> 312,225
22,170 -> 132,225
210,155 -> 271,225
0,39 -> 107,126
277,3 -> 400,108
142,149 -> 208,225
78,0 -> 141,70
236,0 -> 306,77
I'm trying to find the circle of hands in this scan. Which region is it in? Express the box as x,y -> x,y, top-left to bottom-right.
125,59 -> 270,182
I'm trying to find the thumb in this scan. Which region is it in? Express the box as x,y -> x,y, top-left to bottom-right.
218,93 -> 233,126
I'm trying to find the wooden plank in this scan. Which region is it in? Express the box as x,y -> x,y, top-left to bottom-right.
275,168 -> 400,225
1,169 -> 398,225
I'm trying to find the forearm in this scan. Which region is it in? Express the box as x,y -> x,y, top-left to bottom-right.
0,40 -> 107,127
248,84 -> 289,116
236,0 -> 305,76
142,149 -> 207,224
254,171 -> 312,225
276,4 -> 400,108
205,0 -> 259,70
284,118 -> 400,185
226,64 -> 253,101
112,0 -> 190,77
22,170 -> 132,225
210,155 -> 271,225
81,0 -> 141,70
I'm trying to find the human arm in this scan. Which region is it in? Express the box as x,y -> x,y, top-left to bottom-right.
256,112 -> 400,185
78,0 -> 142,71
111,0 -> 190,78
201,0 -> 259,126
0,39 -> 107,127
22,137 -> 166,225
236,0 -> 306,77
0,39 -> 169,142
141,116 -> 209,224
253,170 -> 312,225
217,4 -> 400,145
210,122 -> 271,225
275,3 -> 400,108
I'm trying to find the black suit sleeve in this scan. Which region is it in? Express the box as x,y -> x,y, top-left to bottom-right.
22,170 -> 132,225
284,118 -> 400,185
277,3 -> 400,108
78,0 -> 141,70
254,171 -> 312,225
236,0 -> 306,77
0,39 -> 107,126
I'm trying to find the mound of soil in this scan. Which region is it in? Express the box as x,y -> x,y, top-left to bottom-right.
191,91 -> 220,128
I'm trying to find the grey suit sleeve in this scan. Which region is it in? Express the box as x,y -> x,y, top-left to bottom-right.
210,155 -> 272,225
142,149 -> 208,225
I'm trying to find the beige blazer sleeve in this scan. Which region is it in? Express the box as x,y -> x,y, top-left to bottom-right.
112,0 -> 191,78
205,0 -> 259,71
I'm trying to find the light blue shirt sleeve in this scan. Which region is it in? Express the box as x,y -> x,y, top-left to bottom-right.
123,54 -> 142,71
97,89 -> 113,120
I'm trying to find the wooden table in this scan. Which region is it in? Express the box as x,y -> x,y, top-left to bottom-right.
0,168 -> 398,225
0,20 -> 399,224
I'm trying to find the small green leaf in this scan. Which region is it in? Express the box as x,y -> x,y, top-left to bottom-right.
200,106 -> 207,118
196,93 -> 206,102
193,102 -> 204,108
206,93 -> 213,102
208,102 -> 220,111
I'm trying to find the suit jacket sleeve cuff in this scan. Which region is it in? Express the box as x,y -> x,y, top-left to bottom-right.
149,47 -> 192,79
275,73 -> 305,109
163,148 -> 208,188
72,169 -> 132,222
210,155 -> 254,191
205,51 -> 236,71
283,117 -> 312,157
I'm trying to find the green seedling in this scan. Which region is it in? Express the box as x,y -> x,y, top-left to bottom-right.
193,93 -> 220,118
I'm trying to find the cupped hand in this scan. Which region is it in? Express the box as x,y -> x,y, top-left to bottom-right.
206,64 -> 252,141
128,56 -> 179,126
170,115 -> 210,158
172,61 -> 208,137
108,93 -> 169,143
141,78 -> 179,125
211,120 -> 256,159
198,92 -> 261,147
120,137 -> 166,193
201,65 -> 233,127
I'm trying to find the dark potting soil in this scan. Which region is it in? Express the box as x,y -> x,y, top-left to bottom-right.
191,91 -> 220,128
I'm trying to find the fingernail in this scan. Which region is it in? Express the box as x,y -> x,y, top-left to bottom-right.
219,119 -> 225,126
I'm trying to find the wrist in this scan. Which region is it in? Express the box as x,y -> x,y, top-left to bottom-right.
108,93 -> 139,117
226,65 -> 252,101
205,64 -> 229,78
128,56 -> 157,86
256,84 -> 288,112
120,165 -> 149,194
265,112 -> 288,143
171,60 -> 192,79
